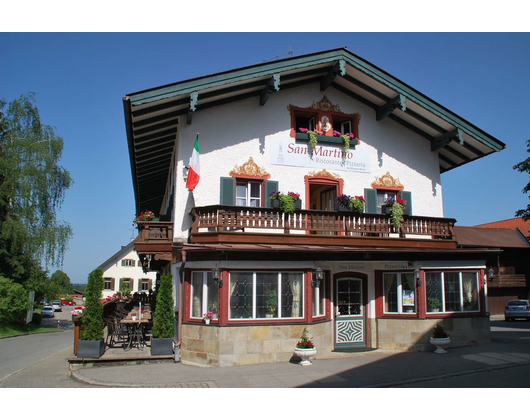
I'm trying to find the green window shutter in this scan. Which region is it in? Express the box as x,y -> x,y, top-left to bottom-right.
401,191 -> 412,216
364,188 -> 377,213
264,180 -> 279,207
220,177 -> 235,205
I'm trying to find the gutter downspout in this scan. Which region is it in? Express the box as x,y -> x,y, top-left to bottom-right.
174,250 -> 186,361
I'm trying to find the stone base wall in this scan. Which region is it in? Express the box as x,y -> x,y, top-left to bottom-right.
181,321 -> 333,367
375,316 -> 491,351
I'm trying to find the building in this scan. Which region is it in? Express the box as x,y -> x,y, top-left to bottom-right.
455,218 -> 530,314
98,241 -> 157,299
123,48 -> 506,367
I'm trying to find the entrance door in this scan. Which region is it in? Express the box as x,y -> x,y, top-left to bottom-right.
334,276 -> 366,349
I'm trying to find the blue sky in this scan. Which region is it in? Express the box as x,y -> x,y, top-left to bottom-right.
1,32 -> 529,284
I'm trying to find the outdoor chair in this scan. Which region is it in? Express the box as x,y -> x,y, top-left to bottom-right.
105,317 -> 129,348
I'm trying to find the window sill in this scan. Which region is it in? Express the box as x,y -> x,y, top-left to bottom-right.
295,132 -> 359,147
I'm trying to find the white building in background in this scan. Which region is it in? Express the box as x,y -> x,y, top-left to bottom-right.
98,241 -> 158,298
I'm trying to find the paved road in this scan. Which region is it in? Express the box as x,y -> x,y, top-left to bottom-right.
0,307 -> 75,383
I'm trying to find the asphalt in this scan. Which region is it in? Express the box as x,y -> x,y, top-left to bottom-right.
2,318 -> 530,388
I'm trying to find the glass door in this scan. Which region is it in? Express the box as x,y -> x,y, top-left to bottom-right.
334,276 -> 366,349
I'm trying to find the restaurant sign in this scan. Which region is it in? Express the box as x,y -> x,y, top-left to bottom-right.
270,139 -> 370,173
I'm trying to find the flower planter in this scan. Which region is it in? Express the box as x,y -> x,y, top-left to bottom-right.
150,337 -> 174,356
77,339 -> 105,359
270,198 -> 301,212
430,336 -> 451,354
335,202 -> 351,212
293,347 -> 317,366
204,319 -> 211,325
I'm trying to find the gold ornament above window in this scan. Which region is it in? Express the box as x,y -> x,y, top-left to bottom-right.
229,157 -> 270,179
308,169 -> 341,180
371,172 -> 404,191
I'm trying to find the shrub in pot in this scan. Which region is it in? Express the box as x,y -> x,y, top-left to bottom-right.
151,272 -> 175,356
77,268 -> 105,358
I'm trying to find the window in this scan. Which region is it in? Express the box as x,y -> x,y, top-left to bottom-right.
140,278 -> 151,291
229,272 -> 304,320
120,278 -> 133,291
294,111 -> 317,132
122,259 -> 135,267
236,180 -> 261,207
426,272 -> 479,313
383,272 -> 416,314
190,271 -> 219,319
104,278 -> 115,290
377,191 -> 396,214
332,115 -> 353,135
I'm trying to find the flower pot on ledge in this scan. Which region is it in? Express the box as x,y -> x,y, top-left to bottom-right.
335,202 -> 350,212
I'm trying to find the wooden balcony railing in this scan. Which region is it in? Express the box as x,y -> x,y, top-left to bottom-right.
189,205 -> 457,248
135,221 -> 173,252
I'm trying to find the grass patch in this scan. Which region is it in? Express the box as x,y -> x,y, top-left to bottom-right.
0,322 -> 59,338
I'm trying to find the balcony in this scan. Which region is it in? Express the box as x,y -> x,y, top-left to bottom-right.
134,221 -> 173,271
189,206 -> 457,249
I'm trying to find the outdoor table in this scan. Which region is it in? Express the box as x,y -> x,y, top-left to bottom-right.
120,311 -> 152,350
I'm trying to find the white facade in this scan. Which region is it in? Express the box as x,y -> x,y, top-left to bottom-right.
98,241 -> 158,298
171,84 -> 443,240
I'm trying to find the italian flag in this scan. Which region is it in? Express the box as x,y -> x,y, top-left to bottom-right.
186,134 -> 200,191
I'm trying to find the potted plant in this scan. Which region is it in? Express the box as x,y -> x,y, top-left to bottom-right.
265,289 -> 278,318
350,195 -> 365,213
203,311 -> 214,324
150,272 -> 175,356
430,324 -> 451,354
298,127 -> 324,157
133,209 -> 156,226
335,194 -> 352,212
268,191 -> 302,213
293,328 -> 317,366
428,297 -> 441,312
333,130 -> 356,154
383,198 -> 407,231
77,268 -> 105,359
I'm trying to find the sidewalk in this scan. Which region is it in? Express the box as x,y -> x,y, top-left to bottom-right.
68,338 -> 530,388
2,318 -> 529,388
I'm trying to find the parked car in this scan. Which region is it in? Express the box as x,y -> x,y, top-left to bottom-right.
41,306 -> 55,317
40,300 -> 50,306
61,300 -> 76,306
504,299 -> 530,321
52,300 -> 62,312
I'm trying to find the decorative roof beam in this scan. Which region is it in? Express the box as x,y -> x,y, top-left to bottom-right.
431,128 -> 463,152
376,94 -> 407,121
187,92 -> 198,125
260,74 -> 280,105
320,60 -> 345,91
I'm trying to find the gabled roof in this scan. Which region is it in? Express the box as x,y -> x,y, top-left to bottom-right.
473,217 -> 530,239
123,47 -> 506,214
98,241 -> 135,270
455,226 -> 530,248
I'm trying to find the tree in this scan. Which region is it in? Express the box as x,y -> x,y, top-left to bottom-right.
80,268 -> 104,341
151,273 -> 175,338
0,277 -> 29,326
513,139 -> 530,224
0,93 -> 73,282
50,270 -> 74,295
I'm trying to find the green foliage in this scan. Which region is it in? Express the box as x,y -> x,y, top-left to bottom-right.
296,328 -> 315,349
265,289 -> 278,314
278,194 -> 296,214
0,93 -> 73,281
80,268 -> 104,341
432,324 -> 448,338
350,197 -> 365,213
151,273 -> 175,339
390,202 -> 405,231
428,297 -> 441,310
50,270 -> 74,294
0,276 -> 30,326
513,139 -> 530,229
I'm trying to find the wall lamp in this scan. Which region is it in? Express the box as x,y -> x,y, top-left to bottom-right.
312,267 -> 324,288
212,266 -> 223,287
487,268 -> 494,283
